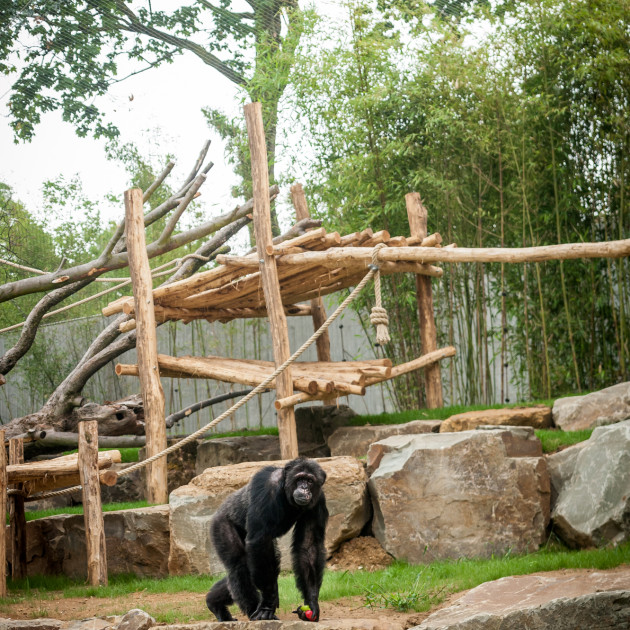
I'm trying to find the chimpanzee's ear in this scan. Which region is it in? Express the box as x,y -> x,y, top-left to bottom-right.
320,469 -> 327,484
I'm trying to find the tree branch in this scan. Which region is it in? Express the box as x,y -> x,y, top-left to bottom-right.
0,184 -> 277,303
114,1 -> 248,87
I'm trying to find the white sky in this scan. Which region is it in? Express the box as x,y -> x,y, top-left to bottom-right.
0,30 -> 244,230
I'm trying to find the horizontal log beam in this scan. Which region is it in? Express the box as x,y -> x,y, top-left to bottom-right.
274,240 -> 630,267
8,450 -> 120,484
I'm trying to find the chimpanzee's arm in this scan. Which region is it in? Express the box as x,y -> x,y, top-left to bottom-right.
291,498 -> 329,621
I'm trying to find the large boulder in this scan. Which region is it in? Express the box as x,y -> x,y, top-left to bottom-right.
295,405 -> 357,452
168,457 -> 370,575
440,405 -> 552,433
417,568 -> 630,630
551,420 -> 630,548
24,506 -> 169,578
367,430 -> 550,563
195,435 -> 327,475
328,421 -> 441,458
552,382 -> 630,431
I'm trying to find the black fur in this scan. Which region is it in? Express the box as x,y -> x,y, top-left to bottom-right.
206,457 -> 328,622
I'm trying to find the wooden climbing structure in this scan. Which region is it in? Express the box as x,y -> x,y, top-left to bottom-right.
105,101 -> 630,462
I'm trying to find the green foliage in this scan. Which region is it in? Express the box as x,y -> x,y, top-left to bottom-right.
204,426 -> 279,440
290,0 -> 630,407
362,570 -> 446,612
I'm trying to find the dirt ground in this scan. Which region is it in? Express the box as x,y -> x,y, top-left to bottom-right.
0,537 -> 439,626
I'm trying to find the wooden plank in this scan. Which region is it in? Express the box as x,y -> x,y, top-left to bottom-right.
244,102 -> 298,459
124,188 -> 168,504
406,193 -> 443,408
0,430 -> 6,596
78,421 -> 107,586
8,438 -> 26,580
290,183 -> 332,364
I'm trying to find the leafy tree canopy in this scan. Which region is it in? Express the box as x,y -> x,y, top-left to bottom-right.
0,0 -> 300,143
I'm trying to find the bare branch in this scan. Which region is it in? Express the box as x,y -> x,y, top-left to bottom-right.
0,278 -> 93,376
0,184 -> 277,303
157,174 -> 206,245
144,160 -> 175,203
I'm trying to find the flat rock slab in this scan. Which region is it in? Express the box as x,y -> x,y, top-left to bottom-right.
553,382 -> 630,431
440,405 -> 552,432
0,619 -> 116,630
162,621 -> 403,630
417,568 -> 630,629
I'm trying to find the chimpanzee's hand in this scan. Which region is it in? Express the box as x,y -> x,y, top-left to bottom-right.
293,604 -> 319,622
250,605 -> 279,620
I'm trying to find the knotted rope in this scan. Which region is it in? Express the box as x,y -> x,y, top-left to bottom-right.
20,245 -> 389,502
369,243 -> 390,346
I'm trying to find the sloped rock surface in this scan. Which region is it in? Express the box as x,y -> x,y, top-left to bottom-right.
416,568 -> 630,630
328,420 -> 440,458
24,506 -> 169,578
552,420 -> 630,547
368,431 -> 549,562
440,405 -> 552,432
553,382 -> 630,431
168,457 -> 370,575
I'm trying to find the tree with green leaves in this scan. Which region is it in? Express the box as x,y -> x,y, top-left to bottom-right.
1,0 -> 304,233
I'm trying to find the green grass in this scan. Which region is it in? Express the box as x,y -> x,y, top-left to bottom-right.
350,399 -> 555,426
22,501 -> 152,522
4,541 -> 629,622
203,427 -> 279,440
535,429 -> 593,453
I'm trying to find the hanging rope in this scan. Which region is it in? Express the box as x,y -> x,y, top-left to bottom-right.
369,243 -> 390,345
20,245 -> 386,502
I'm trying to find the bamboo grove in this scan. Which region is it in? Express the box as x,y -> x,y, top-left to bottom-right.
288,0 -> 630,407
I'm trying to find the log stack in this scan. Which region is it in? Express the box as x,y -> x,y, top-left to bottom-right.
103,227 -> 444,328
105,225 -> 454,408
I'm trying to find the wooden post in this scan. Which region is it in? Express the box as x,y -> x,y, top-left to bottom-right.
124,188 -> 168,504
78,421 -> 107,586
244,102 -> 298,459
0,430 -> 6,597
290,183 -> 332,364
405,193 -> 444,408
8,438 -> 26,580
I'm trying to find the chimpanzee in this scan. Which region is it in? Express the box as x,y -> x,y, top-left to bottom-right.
205,457 -> 328,622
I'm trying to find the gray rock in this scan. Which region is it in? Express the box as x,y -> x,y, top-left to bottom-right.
475,425 -> 543,458
368,431 -> 550,562
328,420 -> 440,458
416,568 -> 630,629
168,457 -> 370,575
553,382 -> 630,431
552,420 -> 630,547
115,610 -> 155,630
295,405 -> 357,450
25,506 -> 169,578
546,440 -> 588,507
195,436 -> 327,475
